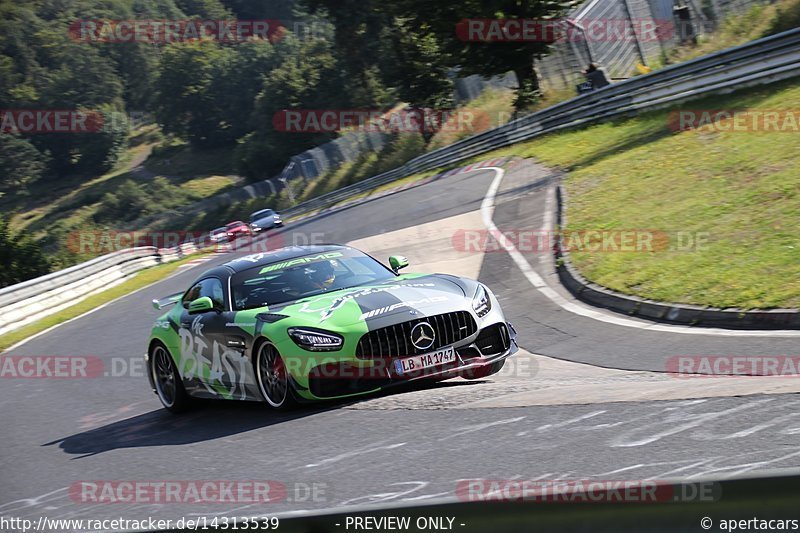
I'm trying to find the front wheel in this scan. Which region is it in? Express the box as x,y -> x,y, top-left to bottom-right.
255,342 -> 297,410
151,343 -> 192,413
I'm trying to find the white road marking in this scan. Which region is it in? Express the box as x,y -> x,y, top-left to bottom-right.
439,416 -> 526,441
609,398 -> 774,447
536,410 -> 606,430
304,442 -> 406,468
480,167 -> 800,337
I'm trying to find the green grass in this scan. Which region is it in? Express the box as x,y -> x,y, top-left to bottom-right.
464,77 -> 800,310
0,253 -> 205,352
429,88 -> 516,150
4,133 -> 240,270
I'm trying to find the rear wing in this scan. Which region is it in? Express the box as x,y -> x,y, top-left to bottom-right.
152,292 -> 183,310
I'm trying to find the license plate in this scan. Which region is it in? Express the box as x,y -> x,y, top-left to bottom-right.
394,346 -> 456,375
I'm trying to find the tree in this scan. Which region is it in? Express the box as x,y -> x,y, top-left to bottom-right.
0,218 -> 50,288
237,35 -> 344,179
174,0 -> 233,19
154,41 -> 235,147
380,0 -> 577,110
0,135 -> 49,195
378,18 -> 454,108
304,0 -> 394,108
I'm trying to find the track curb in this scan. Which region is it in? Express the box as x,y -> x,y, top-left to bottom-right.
553,183 -> 800,330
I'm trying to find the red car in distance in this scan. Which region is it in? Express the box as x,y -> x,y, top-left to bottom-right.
225,220 -> 252,240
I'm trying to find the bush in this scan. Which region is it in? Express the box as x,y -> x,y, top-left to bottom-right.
0,218 -> 50,288
93,179 -> 152,223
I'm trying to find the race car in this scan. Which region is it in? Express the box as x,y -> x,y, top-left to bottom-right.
248,208 -> 283,233
146,245 -> 517,412
224,220 -> 251,239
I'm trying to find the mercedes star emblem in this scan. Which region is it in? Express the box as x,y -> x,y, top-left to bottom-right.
410,322 -> 436,350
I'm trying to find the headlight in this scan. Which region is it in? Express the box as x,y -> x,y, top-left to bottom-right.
472,284 -> 492,317
287,327 -> 343,351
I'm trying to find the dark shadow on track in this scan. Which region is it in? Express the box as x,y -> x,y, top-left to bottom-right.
43,379 -> 486,458
42,401 -> 331,458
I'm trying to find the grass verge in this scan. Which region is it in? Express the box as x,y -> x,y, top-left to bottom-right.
461,77 -> 800,310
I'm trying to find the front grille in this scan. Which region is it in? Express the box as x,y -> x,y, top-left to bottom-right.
474,323 -> 510,356
356,311 -> 477,359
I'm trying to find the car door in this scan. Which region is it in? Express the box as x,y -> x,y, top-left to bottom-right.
178,277 -> 250,400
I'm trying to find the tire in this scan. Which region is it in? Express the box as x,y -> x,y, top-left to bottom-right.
255,341 -> 297,410
463,359 -> 506,380
150,343 -> 192,413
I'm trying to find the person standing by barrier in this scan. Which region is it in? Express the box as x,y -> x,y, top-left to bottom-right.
584,63 -> 611,90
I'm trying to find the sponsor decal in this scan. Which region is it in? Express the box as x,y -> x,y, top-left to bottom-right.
259,252 -> 344,274
177,317 -> 250,399
296,283 -> 437,322
359,296 -> 449,320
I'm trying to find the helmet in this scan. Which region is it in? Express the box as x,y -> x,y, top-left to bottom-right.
307,260 -> 335,289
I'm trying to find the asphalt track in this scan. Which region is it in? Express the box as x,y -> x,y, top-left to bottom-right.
2,165 -> 800,528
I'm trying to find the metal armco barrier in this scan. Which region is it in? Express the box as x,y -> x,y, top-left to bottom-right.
0,245 -> 192,337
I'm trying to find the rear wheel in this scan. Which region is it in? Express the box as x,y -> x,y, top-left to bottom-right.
256,342 -> 297,410
151,343 -> 191,413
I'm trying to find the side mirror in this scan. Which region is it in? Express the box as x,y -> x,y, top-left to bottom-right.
389,255 -> 409,274
187,296 -> 214,314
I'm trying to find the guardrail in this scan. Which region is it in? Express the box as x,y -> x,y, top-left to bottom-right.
0,246 -> 189,337
280,27 -> 800,219
1,28 -> 798,340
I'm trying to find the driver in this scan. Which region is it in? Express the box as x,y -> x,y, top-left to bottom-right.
305,260 -> 336,291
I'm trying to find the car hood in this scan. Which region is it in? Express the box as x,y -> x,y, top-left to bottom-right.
272,274 -> 470,329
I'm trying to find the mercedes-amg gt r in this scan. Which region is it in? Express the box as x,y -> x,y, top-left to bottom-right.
146,245 -> 517,411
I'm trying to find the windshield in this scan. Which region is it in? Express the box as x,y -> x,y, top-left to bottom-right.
226,221 -> 245,229
250,209 -> 274,221
231,249 -> 394,310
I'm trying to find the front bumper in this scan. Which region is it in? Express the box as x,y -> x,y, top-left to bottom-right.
297,321 -> 518,401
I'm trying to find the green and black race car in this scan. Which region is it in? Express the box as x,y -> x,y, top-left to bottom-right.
146,245 -> 517,412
